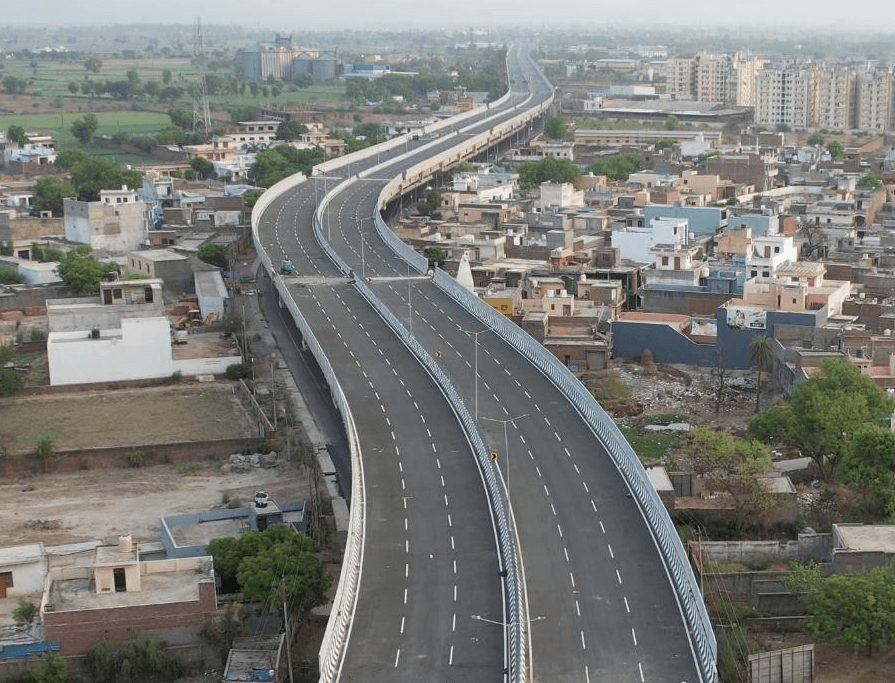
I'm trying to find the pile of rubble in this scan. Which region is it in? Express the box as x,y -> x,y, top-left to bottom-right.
222,451 -> 279,473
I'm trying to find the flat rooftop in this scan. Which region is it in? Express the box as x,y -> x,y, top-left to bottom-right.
49,564 -> 212,611
835,524 -> 895,554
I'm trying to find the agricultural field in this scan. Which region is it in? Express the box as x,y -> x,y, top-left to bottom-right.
0,57 -> 347,113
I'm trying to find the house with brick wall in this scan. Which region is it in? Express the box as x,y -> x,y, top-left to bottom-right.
40,537 -> 217,656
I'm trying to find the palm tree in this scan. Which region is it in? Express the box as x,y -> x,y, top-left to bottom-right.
750,335 -> 774,413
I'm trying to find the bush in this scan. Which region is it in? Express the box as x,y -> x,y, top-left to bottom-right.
747,553 -> 773,571
13,598 -> 37,623
0,265 -> 25,284
124,449 -> 142,468
225,363 -> 250,380
197,242 -> 228,267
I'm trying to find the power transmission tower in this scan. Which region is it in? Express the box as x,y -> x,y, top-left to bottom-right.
192,16 -> 212,137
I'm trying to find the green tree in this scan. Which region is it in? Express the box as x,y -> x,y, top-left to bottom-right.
453,161 -> 476,173
55,247 -> 117,293
750,335 -> 774,413
2,75 -> 28,94
857,174 -> 883,189
243,189 -> 263,208
32,176 -> 76,217
84,57 -> 102,73
543,115 -> 567,140
53,148 -> 89,170
683,426 -> 776,514
420,189 -> 441,217
167,105 -> 192,130
584,153 -> 644,181
197,242 -> 227,267
7,124 -> 26,144
189,156 -> 215,180
275,120 -> 308,140
838,424 -> 895,519
807,132 -> 825,145
749,357 -> 895,480
802,562 -> 895,657
67,155 -> 141,202
67,81 -> 79,95
517,155 -> 580,194
162,68 -> 172,85
248,146 -> 325,188
208,525 -> 331,618
17,652 -> 69,683
664,114 -> 681,131
228,105 -> 256,123
827,140 -> 844,160
782,560 -> 821,594
70,112 -> 98,143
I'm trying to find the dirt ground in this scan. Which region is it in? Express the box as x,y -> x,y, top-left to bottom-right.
0,458 -> 311,548
0,382 -> 254,455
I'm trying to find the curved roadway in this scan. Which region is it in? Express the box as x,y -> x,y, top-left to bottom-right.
257,46 -> 706,683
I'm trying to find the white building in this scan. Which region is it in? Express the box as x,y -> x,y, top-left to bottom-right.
816,66 -> 854,130
539,182 -> 584,211
755,64 -> 818,128
48,317 -> 174,385
611,216 -> 689,264
854,66 -> 893,132
64,186 -> 150,255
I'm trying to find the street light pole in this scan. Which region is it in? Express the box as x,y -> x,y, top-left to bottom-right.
481,413 -> 527,505
458,326 -> 492,419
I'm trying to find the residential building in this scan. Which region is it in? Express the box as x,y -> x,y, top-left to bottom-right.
612,215 -> 689,264
854,66 -> 893,132
63,187 -> 150,255
40,539 -> 217,656
45,277 -> 238,385
816,65 -> 854,130
667,52 -> 765,105
754,63 -> 819,128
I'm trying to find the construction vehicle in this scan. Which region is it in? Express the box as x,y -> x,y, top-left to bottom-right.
173,310 -> 220,330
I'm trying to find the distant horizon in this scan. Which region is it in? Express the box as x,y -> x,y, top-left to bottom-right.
3,1 -> 893,35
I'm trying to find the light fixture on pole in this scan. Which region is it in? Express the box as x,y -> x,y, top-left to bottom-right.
458,326 -> 493,419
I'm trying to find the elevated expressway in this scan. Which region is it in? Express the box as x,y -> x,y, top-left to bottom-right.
254,46 -> 715,683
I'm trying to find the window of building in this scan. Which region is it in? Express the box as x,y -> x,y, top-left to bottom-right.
113,288 -> 122,299
662,256 -> 669,266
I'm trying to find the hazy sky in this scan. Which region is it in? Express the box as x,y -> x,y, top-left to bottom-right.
7,0 -> 889,32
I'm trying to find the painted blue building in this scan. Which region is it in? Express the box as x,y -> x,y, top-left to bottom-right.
643,204 -> 728,236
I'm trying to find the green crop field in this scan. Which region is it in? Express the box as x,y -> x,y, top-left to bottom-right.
1,59 -> 346,111
0,111 -> 171,143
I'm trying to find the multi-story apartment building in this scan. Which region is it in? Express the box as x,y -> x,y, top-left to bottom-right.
754,63 -> 819,128
816,65 -> 855,129
668,52 -> 765,106
854,66 -> 893,132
